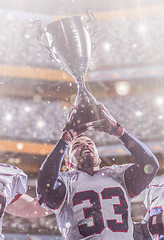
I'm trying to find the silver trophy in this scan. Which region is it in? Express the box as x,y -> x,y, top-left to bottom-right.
35,13 -> 104,127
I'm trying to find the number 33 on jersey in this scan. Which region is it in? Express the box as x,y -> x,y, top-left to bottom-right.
39,164 -> 134,240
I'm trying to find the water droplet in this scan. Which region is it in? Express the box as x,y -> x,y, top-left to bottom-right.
144,164 -> 154,174
65,222 -> 71,229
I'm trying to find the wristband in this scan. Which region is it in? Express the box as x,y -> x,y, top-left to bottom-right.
61,131 -> 73,143
110,123 -> 124,137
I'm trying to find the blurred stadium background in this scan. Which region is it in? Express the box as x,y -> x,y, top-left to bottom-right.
0,0 -> 164,239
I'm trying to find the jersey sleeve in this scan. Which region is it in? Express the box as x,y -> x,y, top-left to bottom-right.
111,163 -> 133,184
9,169 -> 28,204
15,171 -> 28,195
0,164 -> 28,204
144,187 -> 151,211
144,175 -> 164,211
103,163 -> 134,198
0,164 -> 28,194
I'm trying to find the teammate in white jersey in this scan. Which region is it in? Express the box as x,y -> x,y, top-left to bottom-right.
0,163 -> 52,240
134,175 -> 164,240
37,103 -> 159,240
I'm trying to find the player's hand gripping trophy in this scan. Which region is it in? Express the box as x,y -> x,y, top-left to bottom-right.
35,13 -> 105,131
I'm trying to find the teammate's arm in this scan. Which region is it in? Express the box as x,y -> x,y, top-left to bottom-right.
133,212 -> 152,240
5,194 -> 53,218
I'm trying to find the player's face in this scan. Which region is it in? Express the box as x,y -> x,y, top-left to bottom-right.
68,136 -> 101,171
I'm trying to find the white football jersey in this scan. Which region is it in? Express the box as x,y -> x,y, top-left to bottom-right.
144,175 -> 164,240
0,163 -> 27,240
40,164 -> 134,240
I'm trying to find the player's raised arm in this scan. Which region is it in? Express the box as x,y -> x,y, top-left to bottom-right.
120,131 -> 159,197
37,106 -> 89,209
94,103 -> 159,197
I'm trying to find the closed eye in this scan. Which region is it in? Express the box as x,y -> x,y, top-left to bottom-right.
86,141 -> 94,146
72,142 -> 80,150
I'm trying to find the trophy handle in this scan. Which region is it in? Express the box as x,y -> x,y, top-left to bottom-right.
33,20 -> 60,62
85,9 -> 98,49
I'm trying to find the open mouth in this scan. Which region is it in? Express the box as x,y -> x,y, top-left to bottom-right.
81,149 -> 92,157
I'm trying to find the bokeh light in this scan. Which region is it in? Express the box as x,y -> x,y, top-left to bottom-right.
16,142 -> 24,150
115,81 -> 130,96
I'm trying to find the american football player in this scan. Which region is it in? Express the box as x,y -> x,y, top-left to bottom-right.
37,103 -> 159,240
0,163 -> 52,240
134,174 -> 164,240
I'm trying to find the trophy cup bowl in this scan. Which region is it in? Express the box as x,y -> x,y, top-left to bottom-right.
36,16 -> 91,80
35,15 -> 104,127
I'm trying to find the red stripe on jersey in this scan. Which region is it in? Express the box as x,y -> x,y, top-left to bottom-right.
10,194 -> 22,204
149,185 -> 164,188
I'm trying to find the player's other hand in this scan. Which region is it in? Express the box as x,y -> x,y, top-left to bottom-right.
61,105 -> 88,142
91,103 -> 125,137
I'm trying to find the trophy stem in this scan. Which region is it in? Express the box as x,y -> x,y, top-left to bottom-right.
75,77 -> 85,85
75,77 -> 98,106
70,78 -> 105,128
